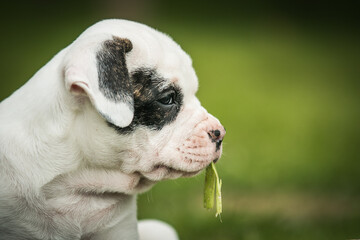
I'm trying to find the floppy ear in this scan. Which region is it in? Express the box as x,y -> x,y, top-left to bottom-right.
64,37 -> 134,128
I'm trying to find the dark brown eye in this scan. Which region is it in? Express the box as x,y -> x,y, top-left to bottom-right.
157,92 -> 175,105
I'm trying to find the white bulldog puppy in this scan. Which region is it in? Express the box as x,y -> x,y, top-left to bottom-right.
0,19 -> 225,240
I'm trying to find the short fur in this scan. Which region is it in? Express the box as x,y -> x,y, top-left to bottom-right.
0,19 -> 225,240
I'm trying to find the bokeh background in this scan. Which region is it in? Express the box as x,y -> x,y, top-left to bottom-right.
1,1 -> 360,239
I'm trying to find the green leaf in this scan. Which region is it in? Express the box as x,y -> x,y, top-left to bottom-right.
203,162 -> 222,218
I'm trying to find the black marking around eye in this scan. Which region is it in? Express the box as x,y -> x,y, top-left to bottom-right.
108,68 -> 184,134
96,37 -> 133,106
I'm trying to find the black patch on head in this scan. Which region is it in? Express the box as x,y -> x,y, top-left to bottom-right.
108,68 -> 183,133
96,37 -> 133,106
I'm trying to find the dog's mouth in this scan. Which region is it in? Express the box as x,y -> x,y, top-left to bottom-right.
138,164 -> 203,182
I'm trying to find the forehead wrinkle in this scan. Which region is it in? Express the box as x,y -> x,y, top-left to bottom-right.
131,68 -> 168,96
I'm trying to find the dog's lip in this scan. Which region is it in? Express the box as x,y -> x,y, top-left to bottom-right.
138,164 -> 203,180
153,164 -> 202,175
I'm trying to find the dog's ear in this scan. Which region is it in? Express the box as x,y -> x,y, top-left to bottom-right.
64,37 -> 134,128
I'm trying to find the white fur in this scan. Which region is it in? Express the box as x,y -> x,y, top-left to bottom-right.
0,19 -> 225,239
138,220 -> 179,240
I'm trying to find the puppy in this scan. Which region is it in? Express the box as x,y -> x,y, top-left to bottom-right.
0,19 -> 225,240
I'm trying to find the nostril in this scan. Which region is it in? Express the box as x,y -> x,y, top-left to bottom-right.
214,129 -> 221,137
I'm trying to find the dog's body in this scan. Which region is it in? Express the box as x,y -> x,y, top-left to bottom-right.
0,19 -> 225,239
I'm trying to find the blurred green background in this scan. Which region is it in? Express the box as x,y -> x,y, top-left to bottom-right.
1,1 -> 360,239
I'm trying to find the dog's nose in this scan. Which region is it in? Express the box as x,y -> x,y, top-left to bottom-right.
208,128 -> 225,152
208,129 -> 225,141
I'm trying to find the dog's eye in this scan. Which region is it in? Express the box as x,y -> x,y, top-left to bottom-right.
157,92 -> 176,105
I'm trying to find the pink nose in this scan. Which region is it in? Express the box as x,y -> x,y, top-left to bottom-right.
208,128 -> 226,152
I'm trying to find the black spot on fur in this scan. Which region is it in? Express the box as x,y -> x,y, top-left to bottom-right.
97,37 -> 133,106
208,130 -> 223,152
215,140 -> 222,152
108,68 -> 183,133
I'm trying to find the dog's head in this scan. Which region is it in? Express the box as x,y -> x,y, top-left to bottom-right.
62,20 -> 225,187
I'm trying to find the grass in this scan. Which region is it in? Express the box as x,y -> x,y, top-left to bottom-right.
1,18 -> 360,240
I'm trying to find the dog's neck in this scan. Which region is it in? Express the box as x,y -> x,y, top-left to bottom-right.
0,49 -> 87,190
0,50 -> 145,235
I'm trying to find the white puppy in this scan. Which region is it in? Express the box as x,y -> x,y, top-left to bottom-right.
0,19 -> 225,240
